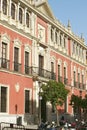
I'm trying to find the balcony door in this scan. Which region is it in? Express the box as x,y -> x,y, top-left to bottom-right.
1,42 -> 7,68
39,55 -> 44,76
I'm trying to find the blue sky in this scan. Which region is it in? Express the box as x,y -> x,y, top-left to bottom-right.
48,0 -> 87,44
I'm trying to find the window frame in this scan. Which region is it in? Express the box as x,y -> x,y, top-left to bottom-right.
19,7 -> 23,24
11,3 -> 16,20
2,0 -> 7,15
0,85 -> 9,113
24,89 -> 32,114
26,12 -> 29,28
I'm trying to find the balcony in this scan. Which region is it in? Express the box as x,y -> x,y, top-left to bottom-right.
58,75 -> 63,82
64,77 -> 68,85
25,65 -> 33,75
14,62 -> 21,72
73,81 -> 78,87
31,67 -> 56,80
82,84 -> 86,90
0,58 -> 10,69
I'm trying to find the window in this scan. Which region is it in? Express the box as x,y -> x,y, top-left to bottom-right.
51,62 -> 54,73
1,42 -> 7,68
73,42 -> 75,54
51,28 -> 53,41
78,73 -> 80,82
0,86 -> 7,112
19,8 -> 22,24
25,90 -> 30,113
14,47 -> 19,71
58,65 -> 61,82
2,42 -> 7,59
55,32 -> 57,43
64,67 -> 66,78
25,51 -> 29,74
60,34 -> 62,45
64,67 -> 67,84
64,37 -> 66,47
26,13 -> 29,27
39,55 -> 44,76
82,75 -> 84,84
78,73 -> 80,88
2,0 -> 7,15
73,71 -> 76,86
51,62 -> 55,79
11,3 -> 15,19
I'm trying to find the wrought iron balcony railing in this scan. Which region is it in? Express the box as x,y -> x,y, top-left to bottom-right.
14,62 -> 21,72
58,75 -> 63,82
64,77 -> 68,85
0,58 -> 10,69
31,67 -> 56,80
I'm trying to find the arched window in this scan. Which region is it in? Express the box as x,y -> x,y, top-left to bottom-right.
11,3 -> 15,19
2,0 -> 7,15
26,12 -> 29,27
19,8 -> 22,24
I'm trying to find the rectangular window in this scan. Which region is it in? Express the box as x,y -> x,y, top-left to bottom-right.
58,65 -> 60,76
2,42 -> 7,59
82,75 -> 84,84
64,67 -> 66,78
39,55 -> 44,76
14,47 -> 19,71
73,71 -> 76,86
58,65 -> 61,82
64,67 -> 67,84
0,86 -> 7,112
51,62 -> 55,79
64,37 -> 66,47
1,42 -> 7,68
25,51 -> 29,74
55,32 -> 57,43
78,73 -> 80,88
51,62 -> 54,73
25,90 -> 30,113
60,35 -> 62,45
51,28 -> 53,41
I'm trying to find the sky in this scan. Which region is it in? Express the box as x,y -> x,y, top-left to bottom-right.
48,0 -> 87,44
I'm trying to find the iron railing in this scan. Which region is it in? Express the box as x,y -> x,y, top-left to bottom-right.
14,62 -> 21,72
0,58 -> 10,69
24,66 -> 56,80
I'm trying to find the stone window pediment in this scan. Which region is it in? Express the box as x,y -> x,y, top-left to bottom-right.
1,33 -> 10,43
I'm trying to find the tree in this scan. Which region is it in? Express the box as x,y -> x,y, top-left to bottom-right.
70,94 -> 82,119
40,80 -> 69,123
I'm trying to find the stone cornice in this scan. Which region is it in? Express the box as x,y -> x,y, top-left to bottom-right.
49,46 -> 86,67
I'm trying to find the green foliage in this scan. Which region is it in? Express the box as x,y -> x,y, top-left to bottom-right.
70,94 -> 87,110
70,94 -> 82,107
40,80 -> 69,107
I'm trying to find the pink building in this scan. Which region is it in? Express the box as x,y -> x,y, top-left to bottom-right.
0,0 -> 87,126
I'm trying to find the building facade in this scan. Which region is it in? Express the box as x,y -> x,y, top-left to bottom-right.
0,0 -> 87,126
